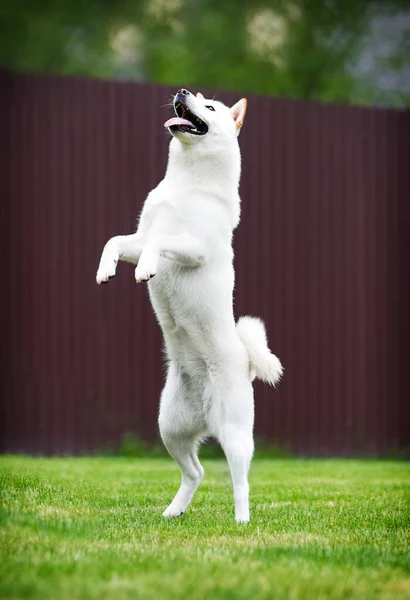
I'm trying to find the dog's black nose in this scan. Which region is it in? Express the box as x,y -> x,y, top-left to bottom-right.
177,88 -> 190,96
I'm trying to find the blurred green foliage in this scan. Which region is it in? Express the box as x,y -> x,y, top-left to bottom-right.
96,433 -> 294,459
1,0 -> 409,106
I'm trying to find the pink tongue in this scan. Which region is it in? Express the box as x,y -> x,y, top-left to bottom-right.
164,117 -> 194,128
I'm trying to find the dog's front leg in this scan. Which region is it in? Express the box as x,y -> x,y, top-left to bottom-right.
134,233 -> 205,283
96,234 -> 144,284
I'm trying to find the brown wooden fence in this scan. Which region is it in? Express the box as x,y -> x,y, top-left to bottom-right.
1,71 -> 409,456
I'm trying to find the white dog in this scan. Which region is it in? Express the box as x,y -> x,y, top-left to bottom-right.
96,88 -> 283,523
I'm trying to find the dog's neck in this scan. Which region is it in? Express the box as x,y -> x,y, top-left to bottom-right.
165,138 -> 241,193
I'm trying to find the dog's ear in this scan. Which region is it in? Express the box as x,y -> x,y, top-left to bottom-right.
196,92 -> 205,99
230,99 -> 247,135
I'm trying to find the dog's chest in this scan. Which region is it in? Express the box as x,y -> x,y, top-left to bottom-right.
144,193 -> 204,237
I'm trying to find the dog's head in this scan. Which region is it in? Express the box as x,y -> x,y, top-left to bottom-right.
164,89 -> 247,147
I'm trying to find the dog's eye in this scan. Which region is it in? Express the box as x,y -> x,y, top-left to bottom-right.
206,105 -> 215,111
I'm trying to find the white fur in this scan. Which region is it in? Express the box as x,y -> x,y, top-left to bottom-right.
236,317 -> 283,386
96,90 -> 283,523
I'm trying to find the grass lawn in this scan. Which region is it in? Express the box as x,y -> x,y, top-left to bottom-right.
1,457 -> 409,600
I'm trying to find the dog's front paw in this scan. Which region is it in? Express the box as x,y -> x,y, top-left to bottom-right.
135,254 -> 158,283
96,260 -> 117,284
96,252 -> 118,285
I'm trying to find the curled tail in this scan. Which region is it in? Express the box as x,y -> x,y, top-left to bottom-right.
236,316 -> 283,387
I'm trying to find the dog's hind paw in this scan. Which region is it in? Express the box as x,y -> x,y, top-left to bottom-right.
235,508 -> 250,524
162,506 -> 184,518
235,516 -> 250,524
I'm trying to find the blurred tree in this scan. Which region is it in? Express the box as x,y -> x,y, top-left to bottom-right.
0,0 -> 409,107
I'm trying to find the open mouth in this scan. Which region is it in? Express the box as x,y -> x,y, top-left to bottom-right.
164,101 -> 208,135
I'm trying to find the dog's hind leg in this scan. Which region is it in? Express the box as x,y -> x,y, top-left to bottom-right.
214,379 -> 255,523
219,427 -> 254,523
158,364 -> 205,518
160,434 -> 204,518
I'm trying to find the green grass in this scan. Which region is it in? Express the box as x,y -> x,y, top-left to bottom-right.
1,457 -> 409,600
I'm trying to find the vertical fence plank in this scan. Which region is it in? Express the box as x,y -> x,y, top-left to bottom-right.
2,71 -> 409,456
